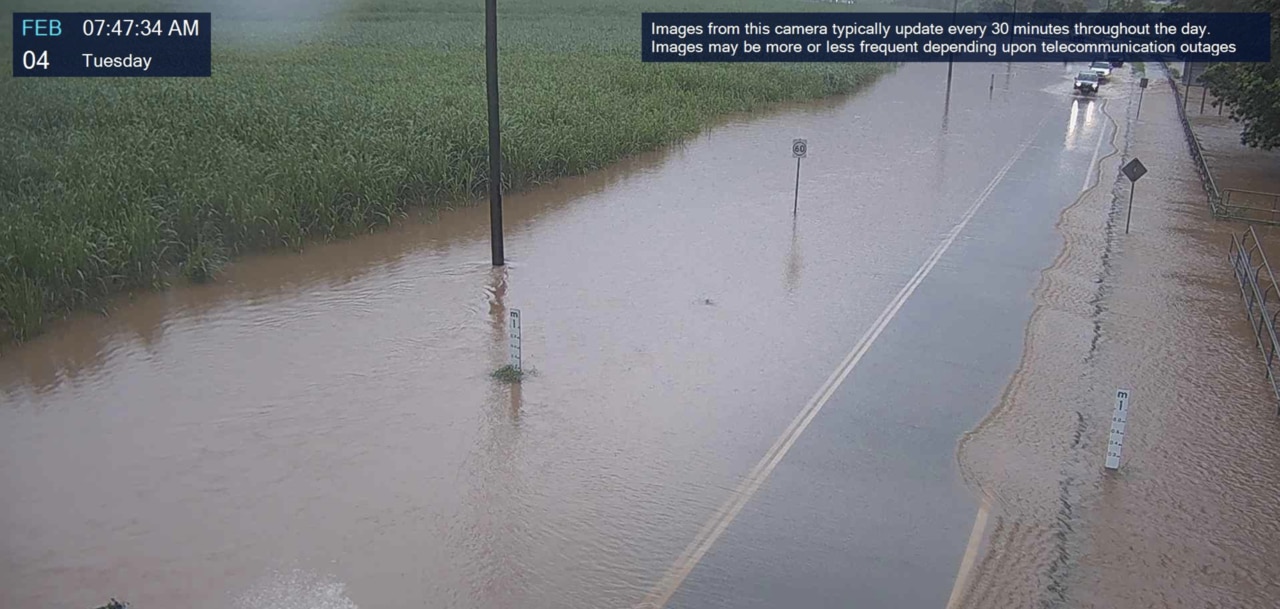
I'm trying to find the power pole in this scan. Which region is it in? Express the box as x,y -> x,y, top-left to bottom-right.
485,0 -> 505,266
1008,0 -> 1016,71
944,0 -> 958,107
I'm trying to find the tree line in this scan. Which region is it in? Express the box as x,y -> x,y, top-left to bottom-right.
890,0 -> 1278,149
1173,0 -> 1279,149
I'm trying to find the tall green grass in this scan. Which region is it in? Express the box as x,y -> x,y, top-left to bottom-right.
0,0 -> 894,343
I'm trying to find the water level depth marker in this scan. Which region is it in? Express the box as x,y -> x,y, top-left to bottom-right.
1105,389 -> 1130,470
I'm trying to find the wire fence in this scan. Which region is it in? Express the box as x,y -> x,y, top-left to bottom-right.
1224,189 -> 1280,225
1228,225 -> 1280,412
1161,61 -> 1280,226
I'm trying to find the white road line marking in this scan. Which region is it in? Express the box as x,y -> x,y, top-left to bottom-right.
1082,99 -> 1109,193
945,501 -> 990,609
638,113 -> 1052,609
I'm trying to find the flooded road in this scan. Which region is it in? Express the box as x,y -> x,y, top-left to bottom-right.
659,61 -> 1115,609
0,61 -> 1159,609
953,64 -> 1280,609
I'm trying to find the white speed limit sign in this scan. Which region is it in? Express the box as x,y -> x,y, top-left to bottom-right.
792,138 -> 807,158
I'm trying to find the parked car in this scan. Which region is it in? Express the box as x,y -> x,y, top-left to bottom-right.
1074,71 -> 1100,94
1090,61 -> 1113,80
1108,57 -> 1125,67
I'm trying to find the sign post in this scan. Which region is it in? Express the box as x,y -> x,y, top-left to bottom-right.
1137,77 -> 1149,119
1121,158 -> 1147,234
792,138 -> 807,215
508,309 -> 521,371
1105,389 -> 1131,470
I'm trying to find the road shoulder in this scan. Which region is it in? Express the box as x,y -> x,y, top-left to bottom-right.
954,64 -> 1280,608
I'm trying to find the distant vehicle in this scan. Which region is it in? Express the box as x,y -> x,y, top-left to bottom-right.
1108,57 -> 1125,67
1074,71 -> 1100,94
1090,61 -> 1113,80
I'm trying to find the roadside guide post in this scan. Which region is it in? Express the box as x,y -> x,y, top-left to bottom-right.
989,73 -> 995,98
1136,77 -> 1149,120
1122,158 -> 1147,234
509,309 -> 521,371
792,138 -> 807,215
1105,389 -> 1131,470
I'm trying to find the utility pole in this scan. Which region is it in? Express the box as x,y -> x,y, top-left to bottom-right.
485,0 -> 505,266
1006,0 -> 1016,74
944,0 -> 958,108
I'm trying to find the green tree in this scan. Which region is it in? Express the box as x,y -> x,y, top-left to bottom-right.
1104,0 -> 1148,11
1177,0 -> 1280,149
1165,0 -> 1251,9
961,0 -> 1013,10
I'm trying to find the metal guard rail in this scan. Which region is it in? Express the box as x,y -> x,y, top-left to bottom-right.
1161,60 -> 1224,216
1229,225 -> 1280,411
1223,188 -> 1280,226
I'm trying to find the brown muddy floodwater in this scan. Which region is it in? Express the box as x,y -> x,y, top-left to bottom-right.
7,60 -> 1278,609
1,62 -> 1054,609
954,66 -> 1280,609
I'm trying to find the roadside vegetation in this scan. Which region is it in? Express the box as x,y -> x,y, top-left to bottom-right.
491,364 -> 533,384
0,0 -> 894,344
954,0 -> 1149,12
1169,0 -> 1280,149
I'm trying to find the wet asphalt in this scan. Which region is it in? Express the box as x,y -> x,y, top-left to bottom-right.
665,63 -> 1118,609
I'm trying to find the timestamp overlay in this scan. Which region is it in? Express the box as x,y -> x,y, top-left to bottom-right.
12,13 -> 211,77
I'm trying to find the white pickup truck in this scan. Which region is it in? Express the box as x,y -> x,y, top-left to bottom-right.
1089,61 -> 1113,80
1074,71 -> 1100,94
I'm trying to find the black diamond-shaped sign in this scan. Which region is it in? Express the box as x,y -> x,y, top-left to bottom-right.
1122,158 -> 1147,183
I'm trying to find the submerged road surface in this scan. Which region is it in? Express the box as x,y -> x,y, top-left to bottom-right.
653,62 -> 1119,609
1,62 -> 1125,609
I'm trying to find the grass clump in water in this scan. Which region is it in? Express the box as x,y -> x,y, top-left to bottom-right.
491,365 -> 527,384
0,0 -> 895,343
